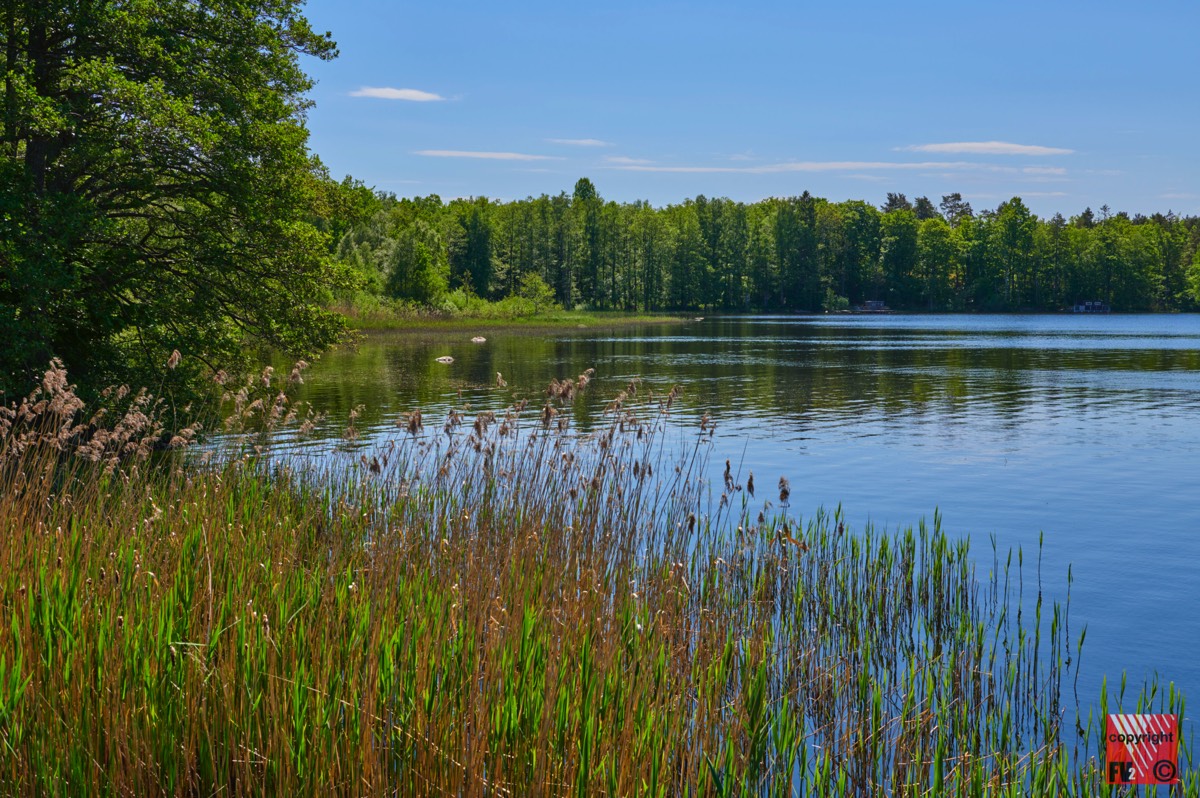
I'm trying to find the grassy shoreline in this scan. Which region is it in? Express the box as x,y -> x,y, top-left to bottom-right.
340,307 -> 1196,334
0,363 -> 1194,795
336,304 -> 688,333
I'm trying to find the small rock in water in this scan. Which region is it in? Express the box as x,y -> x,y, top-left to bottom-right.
435,356 -> 454,364
471,336 -> 486,343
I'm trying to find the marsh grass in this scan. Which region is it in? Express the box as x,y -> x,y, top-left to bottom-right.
332,297 -> 682,332
0,362 -> 1193,796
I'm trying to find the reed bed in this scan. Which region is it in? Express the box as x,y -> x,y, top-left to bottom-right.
0,361 -> 1192,796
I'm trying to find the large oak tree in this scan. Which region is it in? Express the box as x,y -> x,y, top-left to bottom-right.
0,0 -> 349,395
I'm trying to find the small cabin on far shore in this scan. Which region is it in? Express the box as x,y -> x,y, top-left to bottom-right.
1073,300 -> 1110,314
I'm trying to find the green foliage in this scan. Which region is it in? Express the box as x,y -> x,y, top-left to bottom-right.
309,168 -> 384,252
880,208 -> 920,307
333,180 -> 1200,318
821,288 -> 850,312
1189,249 -> 1200,303
517,272 -> 558,313
0,0 -> 350,396
451,199 -> 493,297
913,195 -> 939,221
918,217 -> 957,310
989,197 -> 1038,309
940,193 -> 974,227
385,220 -> 449,304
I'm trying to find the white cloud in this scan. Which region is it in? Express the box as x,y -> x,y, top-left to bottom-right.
350,86 -> 445,102
900,141 -> 1073,156
547,138 -> 612,147
1021,191 -> 1070,197
414,150 -> 564,161
607,160 -> 1009,174
602,159 -> 1078,179
1160,192 -> 1197,200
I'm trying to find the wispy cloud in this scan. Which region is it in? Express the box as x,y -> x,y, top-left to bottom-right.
350,86 -> 445,102
607,160 -> 1014,174
602,158 -> 1080,180
547,138 -> 612,147
900,141 -> 1073,156
605,155 -> 655,166
963,191 -> 1070,202
1160,192 -> 1197,200
414,150 -> 564,161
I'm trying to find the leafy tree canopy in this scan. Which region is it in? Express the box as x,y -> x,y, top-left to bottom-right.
0,0 -> 351,396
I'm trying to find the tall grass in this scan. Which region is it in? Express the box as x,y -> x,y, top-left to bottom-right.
0,361 -> 1192,796
329,293 -> 680,331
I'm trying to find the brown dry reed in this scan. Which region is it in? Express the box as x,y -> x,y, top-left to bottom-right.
0,361 -> 1193,797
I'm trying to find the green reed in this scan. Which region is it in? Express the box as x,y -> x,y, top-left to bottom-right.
0,361 -> 1193,796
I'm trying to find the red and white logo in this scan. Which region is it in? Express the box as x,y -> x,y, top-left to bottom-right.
1106,714 -> 1180,785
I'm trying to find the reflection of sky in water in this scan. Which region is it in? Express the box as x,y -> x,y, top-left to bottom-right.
598,336 -> 1200,351
275,313 -> 1200,726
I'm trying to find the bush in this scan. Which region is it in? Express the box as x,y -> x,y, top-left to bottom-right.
822,288 -> 850,312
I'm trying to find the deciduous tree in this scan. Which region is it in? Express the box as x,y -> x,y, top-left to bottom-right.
0,0 -> 349,394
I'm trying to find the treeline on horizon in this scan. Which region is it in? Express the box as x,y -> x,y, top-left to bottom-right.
331,178 -> 1200,314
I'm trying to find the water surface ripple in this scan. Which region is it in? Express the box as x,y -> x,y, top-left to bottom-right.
288,313 -> 1200,718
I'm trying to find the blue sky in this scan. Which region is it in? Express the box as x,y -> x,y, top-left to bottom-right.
300,0 -> 1199,217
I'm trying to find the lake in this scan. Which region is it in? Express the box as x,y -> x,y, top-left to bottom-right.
286,313 -> 1200,726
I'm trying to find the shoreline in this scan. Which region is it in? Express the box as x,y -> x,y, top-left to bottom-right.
341,310 -> 690,334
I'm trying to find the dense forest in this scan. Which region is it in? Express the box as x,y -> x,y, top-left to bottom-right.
335,178 -> 1200,314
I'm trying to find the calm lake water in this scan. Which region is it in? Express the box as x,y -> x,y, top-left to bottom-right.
288,313 -> 1200,724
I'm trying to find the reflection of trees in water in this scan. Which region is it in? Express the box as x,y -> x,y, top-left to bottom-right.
286,321 -> 1200,441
